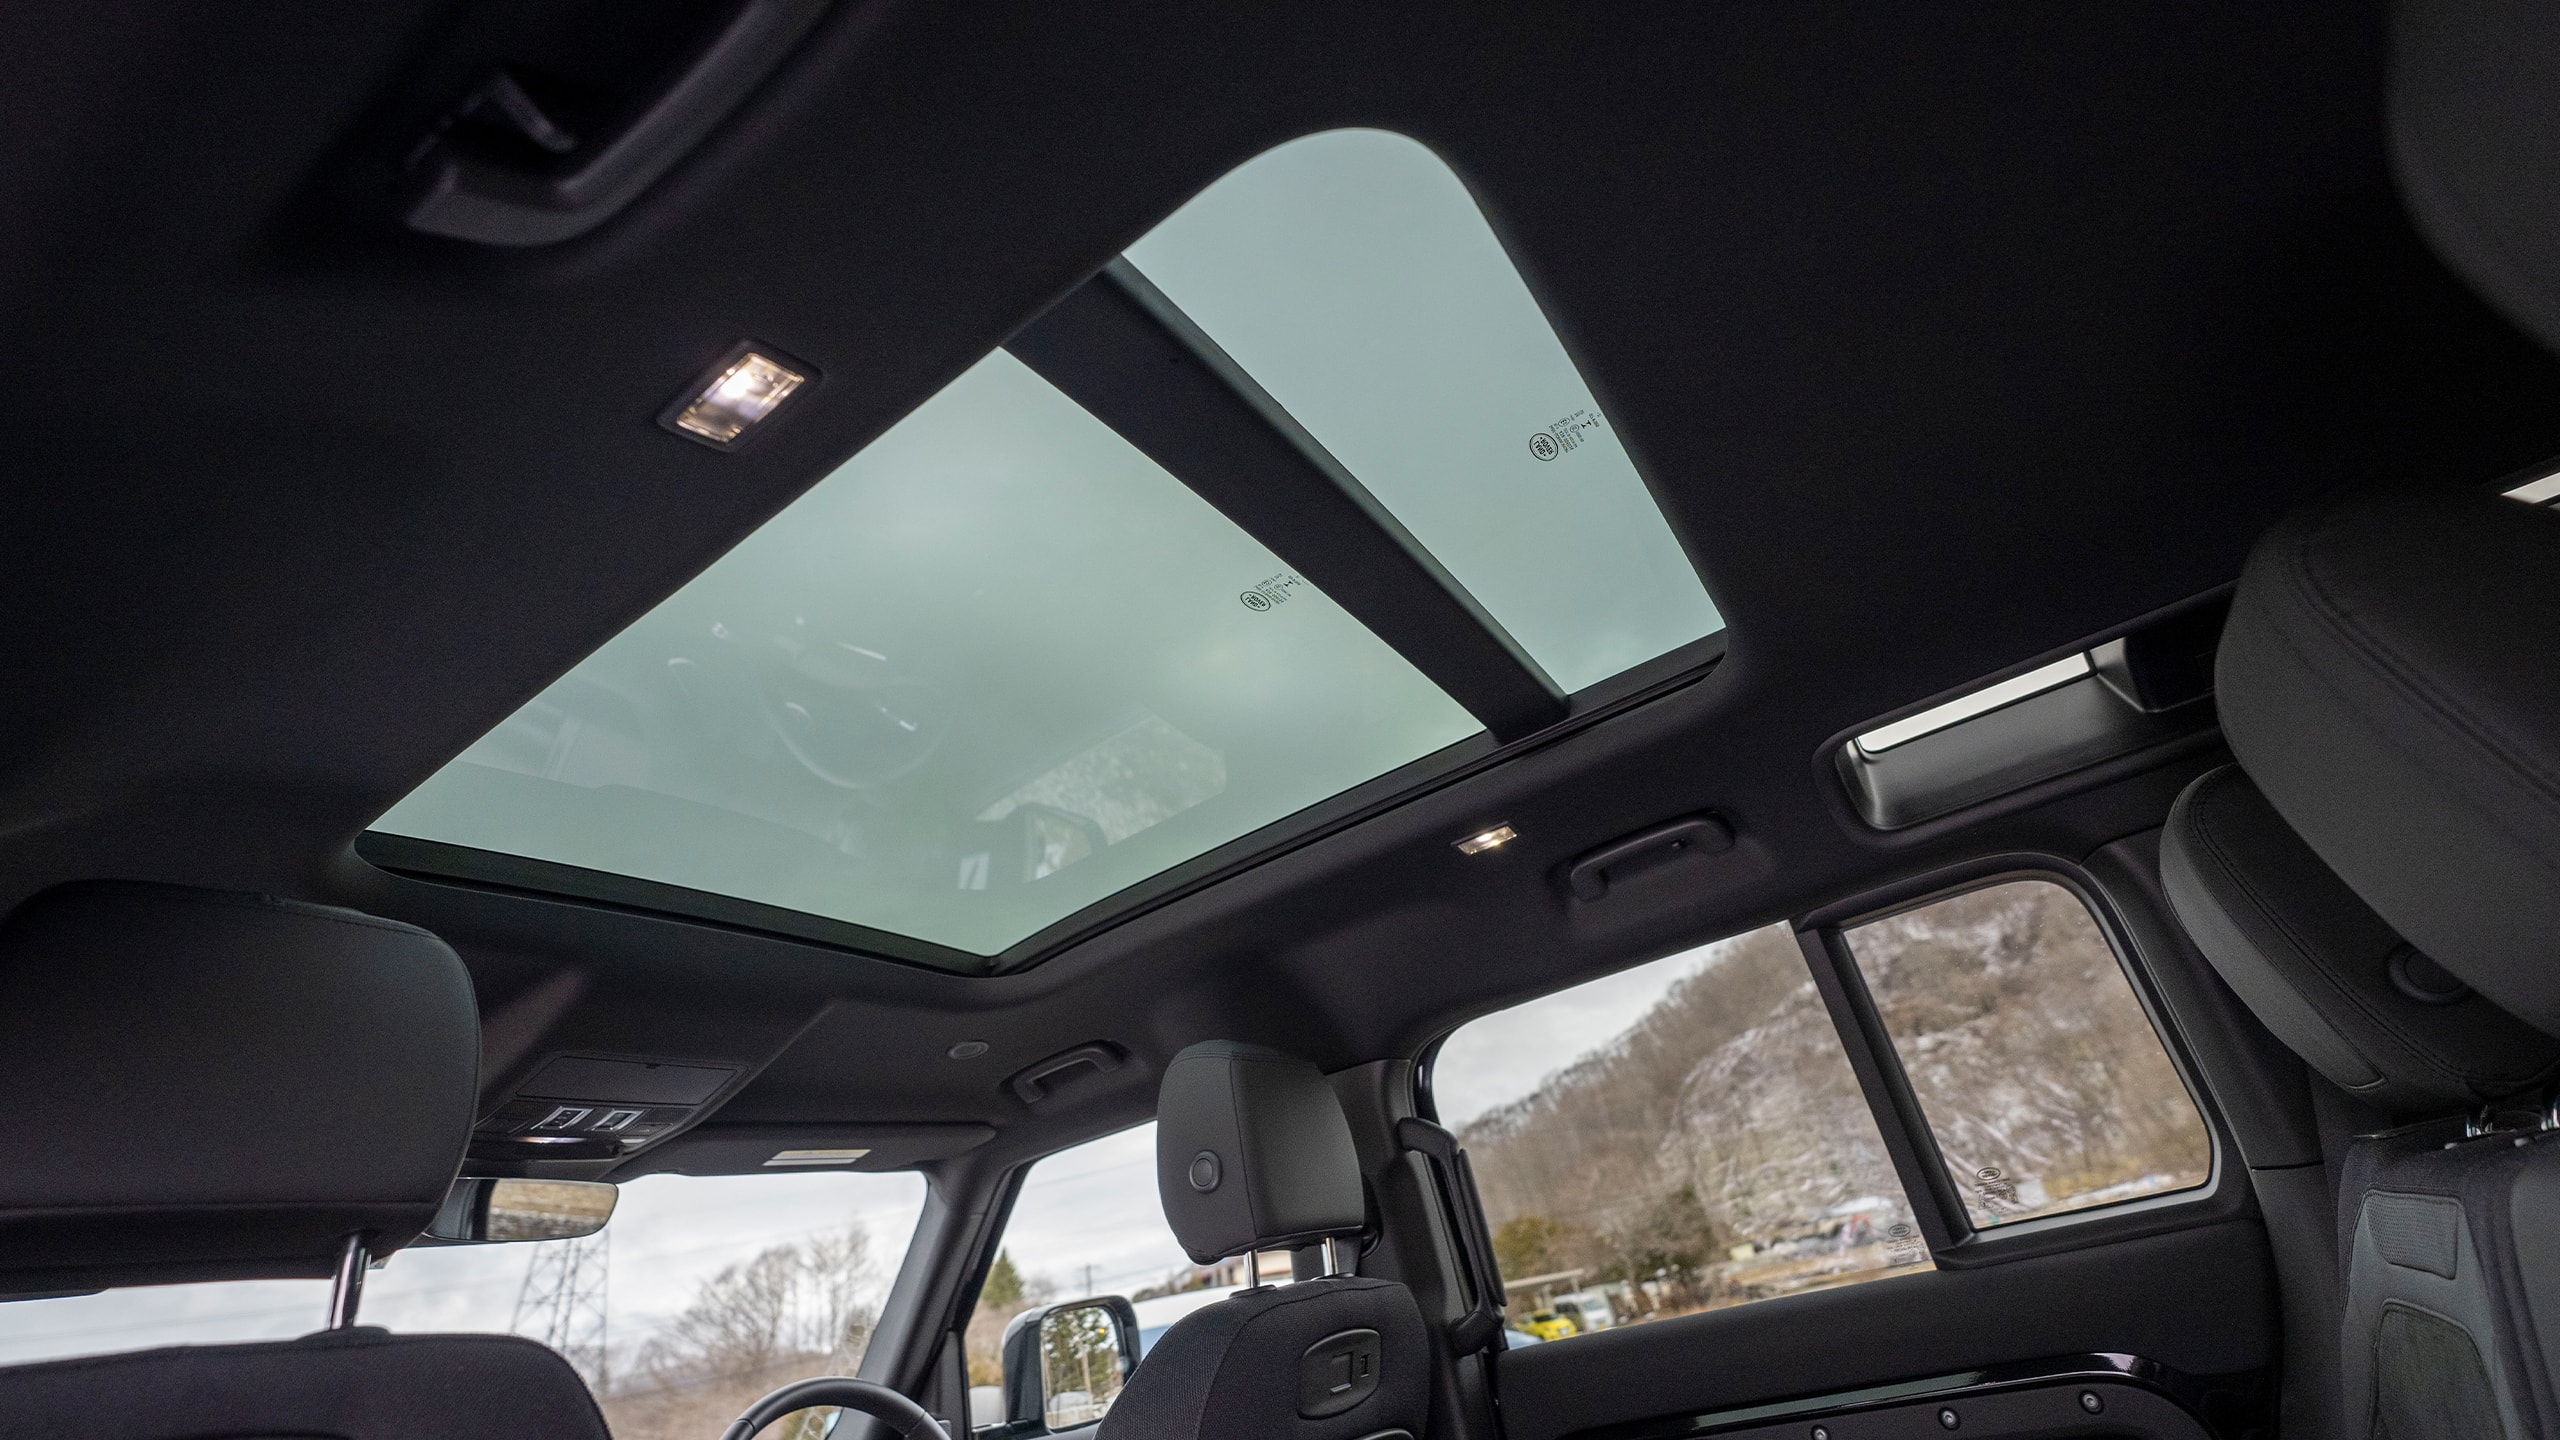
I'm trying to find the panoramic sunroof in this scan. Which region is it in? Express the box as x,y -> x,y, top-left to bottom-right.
1126,131 -> 1720,692
369,129 -> 1717,967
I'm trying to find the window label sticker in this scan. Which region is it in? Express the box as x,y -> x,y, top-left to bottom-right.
1528,408 -> 1606,462
1240,572 -> 1308,612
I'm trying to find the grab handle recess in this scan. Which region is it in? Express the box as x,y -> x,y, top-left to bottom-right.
404,0 -> 831,246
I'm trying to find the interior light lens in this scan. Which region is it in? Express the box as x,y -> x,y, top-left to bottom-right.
668,349 -> 808,446
764,1147 -> 872,1167
1454,824 -> 1518,856
2505,471 -> 2560,506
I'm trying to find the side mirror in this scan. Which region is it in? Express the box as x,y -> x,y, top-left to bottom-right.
423,1178 -> 618,1243
999,1296 -> 1140,1431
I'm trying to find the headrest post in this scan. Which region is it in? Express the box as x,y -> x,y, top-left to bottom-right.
1323,1236 -> 1346,1278
1245,1249 -> 1262,1290
327,1233 -> 371,1329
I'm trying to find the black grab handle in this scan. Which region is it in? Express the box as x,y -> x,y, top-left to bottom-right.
1563,814 -> 1734,901
404,0 -> 832,246
1396,1117 -> 1506,1356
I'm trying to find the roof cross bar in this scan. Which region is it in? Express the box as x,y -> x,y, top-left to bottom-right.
1005,258 -> 1569,743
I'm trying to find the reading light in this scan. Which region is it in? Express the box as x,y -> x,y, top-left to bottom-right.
664,347 -> 808,447
1454,824 -> 1517,856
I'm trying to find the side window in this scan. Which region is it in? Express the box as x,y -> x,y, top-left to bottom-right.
1840,878 -> 2212,1228
1434,922 -> 1931,1339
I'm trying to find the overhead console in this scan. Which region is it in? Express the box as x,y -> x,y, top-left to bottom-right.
1834,597 -> 2227,831
470,1054 -> 742,1171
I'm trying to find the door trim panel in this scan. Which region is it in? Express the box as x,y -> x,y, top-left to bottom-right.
1491,1220 -> 2272,1440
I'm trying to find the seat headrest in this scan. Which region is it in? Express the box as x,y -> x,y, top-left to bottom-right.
2215,485 -> 2560,1035
1154,1042 -> 1362,1265
2163,766 -> 2560,1112
0,882 -> 478,1293
2392,0 -> 2560,358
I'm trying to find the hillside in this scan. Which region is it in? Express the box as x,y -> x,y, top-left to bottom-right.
1459,882 -> 2208,1315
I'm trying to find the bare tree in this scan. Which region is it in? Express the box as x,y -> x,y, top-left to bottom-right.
603,1228 -> 882,1440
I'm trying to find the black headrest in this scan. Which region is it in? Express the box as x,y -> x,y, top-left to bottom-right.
0,882 -> 478,1292
2163,766 -> 2560,1112
2392,0 -> 2560,357
2215,486 -> 2560,1036
1154,1042 -> 1362,1265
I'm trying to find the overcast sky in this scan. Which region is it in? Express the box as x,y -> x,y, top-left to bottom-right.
1430,937 -> 1727,1129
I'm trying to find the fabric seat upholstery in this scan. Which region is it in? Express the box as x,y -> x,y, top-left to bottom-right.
0,1328 -> 611,1440
0,880 -> 606,1440
2165,484 -> 2560,1440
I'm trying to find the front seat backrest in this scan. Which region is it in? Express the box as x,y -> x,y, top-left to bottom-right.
0,880 -> 610,1440
2162,764 -> 2560,1115
2165,766 -> 2560,1440
2171,484 -> 2560,1440
1098,1040 -> 1427,1440
2212,483 -> 2560,1033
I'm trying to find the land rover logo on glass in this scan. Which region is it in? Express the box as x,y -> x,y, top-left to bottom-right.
366,129 -> 1720,971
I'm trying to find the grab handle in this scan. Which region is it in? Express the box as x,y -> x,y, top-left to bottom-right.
404,0 -> 831,246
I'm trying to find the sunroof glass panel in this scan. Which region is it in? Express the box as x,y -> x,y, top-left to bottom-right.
1124,129 -> 1722,694
372,351 -> 1478,958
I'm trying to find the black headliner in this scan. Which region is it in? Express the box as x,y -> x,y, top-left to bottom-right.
6,0 -> 2557,1163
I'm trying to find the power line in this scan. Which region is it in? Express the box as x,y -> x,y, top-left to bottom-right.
513,1233 -> 611,1392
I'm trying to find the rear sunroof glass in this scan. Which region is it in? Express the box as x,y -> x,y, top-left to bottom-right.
1125,130 -> 1720,692
372,352 -> 1476,957
370,130 -> 1714,967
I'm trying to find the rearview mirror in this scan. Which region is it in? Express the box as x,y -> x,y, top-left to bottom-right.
424,1178 -> 618,1243
1000,1296 -> 1140,1431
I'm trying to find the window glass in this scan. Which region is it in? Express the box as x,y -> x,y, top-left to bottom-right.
1123,128 -> 1722,694
1435,923 -> 1930,1337
373,350 -> 1478,960
1842,879 -> 2212,1229
0,1171 -> 926,1440
966,1124 -> 1268,1429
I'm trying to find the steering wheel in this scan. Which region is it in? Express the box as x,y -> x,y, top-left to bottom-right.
717,1377 -> 953,1440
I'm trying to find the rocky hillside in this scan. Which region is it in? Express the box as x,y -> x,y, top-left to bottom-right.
1461,882 -> 2208,1309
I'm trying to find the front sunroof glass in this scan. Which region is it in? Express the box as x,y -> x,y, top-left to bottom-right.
371,351 -> 1478,958
1125,129 -> 1721,693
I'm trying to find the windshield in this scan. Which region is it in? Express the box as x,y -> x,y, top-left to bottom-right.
0,1171 -> 926,1435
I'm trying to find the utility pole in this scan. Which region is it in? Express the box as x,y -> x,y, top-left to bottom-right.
513,1231 -> 611,1393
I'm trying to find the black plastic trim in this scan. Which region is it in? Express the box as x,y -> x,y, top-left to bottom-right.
1836,674 -> 2218,830
1566,1352 -> 2228,1440
402,0 -> 834,245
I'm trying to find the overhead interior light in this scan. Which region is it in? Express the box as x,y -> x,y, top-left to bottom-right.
1453,824 -> 1518,856
764,1147 -> 872,1167
665,347 -> 809,447
2505,472 -> 2560,506
1856,654 -> 2092,755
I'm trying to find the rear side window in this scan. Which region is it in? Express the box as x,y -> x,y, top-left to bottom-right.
1433,923 -> 1931,1338
1841,879 -> 2211,1228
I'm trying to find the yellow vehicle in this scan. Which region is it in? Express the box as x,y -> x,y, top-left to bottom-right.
1521,1310 -> 1580,1342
